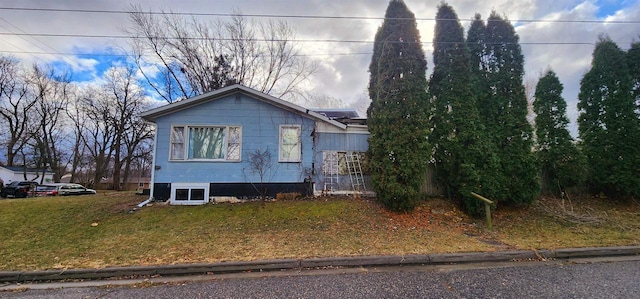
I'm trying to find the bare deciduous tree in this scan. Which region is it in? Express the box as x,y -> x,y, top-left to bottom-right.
0,56 -> 34,167
98,65 -> 153,190
65,86 -> 89,183
126,5 -> 315,103
247,148 -> 274,200
0,55 -> 154,190
26,65 -> 70,182
80,84 -> 116,188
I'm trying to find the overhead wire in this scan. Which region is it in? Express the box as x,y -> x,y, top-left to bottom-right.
0,49 -> 374,58
0,17 -> 78,66
0,23 -> 50,64
0,5 -> 634,62
0,32 -> 601,45
0,6 -> 639,24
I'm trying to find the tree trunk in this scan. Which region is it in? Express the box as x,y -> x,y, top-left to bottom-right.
113,139 -> 122,191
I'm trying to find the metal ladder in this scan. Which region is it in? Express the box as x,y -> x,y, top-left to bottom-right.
345,152 -> 366,192
323,151 -> 339,193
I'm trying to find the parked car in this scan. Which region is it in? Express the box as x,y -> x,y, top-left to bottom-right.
53,183 -> 97,196
34,184 -> 59,196
0,181 -> 37,198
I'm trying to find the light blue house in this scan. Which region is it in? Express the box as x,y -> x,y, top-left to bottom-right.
141,85 -> 370,205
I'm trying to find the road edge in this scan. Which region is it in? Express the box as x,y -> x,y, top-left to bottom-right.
1,246 -> 638,283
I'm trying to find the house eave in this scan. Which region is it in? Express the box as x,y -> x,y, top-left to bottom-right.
139,84 -> 347,130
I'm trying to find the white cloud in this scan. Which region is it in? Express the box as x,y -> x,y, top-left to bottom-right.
515,0 -> 640,135
0,0 -> 637,132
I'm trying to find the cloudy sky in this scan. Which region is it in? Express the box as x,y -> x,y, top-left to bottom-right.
1,0 -> 639,134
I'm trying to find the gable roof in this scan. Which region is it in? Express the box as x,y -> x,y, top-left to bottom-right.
140,84 -> 347,129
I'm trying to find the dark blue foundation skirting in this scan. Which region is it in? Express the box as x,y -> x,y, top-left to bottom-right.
152,182 -> 313,201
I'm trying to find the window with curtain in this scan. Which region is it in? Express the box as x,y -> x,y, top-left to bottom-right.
170,125 -> 241,161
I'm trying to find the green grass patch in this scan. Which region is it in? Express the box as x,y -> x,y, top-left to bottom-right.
0,193 -> 638,271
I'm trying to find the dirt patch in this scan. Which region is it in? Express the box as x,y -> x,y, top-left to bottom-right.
380,199 -> 479,233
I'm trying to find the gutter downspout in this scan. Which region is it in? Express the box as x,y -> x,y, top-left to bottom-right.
137,122 -> 158,208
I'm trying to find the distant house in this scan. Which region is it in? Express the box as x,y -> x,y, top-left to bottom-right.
140,84 -> 370,205
0,166 -> 54,185
98,176 -> 151,191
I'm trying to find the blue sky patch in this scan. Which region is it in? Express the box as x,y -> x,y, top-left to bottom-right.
51,48 -> 129,83
595,0 -> 627,18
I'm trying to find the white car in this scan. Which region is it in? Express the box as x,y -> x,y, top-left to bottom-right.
52,183 -> 97,196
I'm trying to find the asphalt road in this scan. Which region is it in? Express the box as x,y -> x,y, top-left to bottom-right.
2,257 -> 639,298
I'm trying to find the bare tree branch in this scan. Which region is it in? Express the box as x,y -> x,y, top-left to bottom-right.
125,7 -> 315,102
0,56 -> 35,166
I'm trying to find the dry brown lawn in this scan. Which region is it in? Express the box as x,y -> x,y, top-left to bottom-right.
0,192 -> 638,271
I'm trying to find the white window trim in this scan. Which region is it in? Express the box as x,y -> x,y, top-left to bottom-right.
170,126 -> 186,160
171,183 -> 210,205
169,125 -> 242,162
226,126 -> 242,162
279,124 -> 302,163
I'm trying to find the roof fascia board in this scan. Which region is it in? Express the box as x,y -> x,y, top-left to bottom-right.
140,85 -> 346,129
140,84 -> 239,121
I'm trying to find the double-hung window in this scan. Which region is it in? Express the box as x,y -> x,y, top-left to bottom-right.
279,125 -> 301,162
170,125 -> 242,161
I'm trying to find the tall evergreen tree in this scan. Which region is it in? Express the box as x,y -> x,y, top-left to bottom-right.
429,3 -> 499,213
578,36 -> 640,197
368,0 -> 429,211
628,40 -> 640,116
468,12 -> 539,205
534,70 -> 586,195
467,14 -> 488,79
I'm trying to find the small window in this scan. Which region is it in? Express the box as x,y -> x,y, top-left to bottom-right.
190,189 -> 205,201
171,127 -> 185,160
175,188 -> 205,201
171,183 -> 209,205
227,126 -> 241,161
175,189 -> 189,201
279,125 -> 301,162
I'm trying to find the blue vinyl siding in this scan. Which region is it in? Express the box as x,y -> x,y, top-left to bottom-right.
313,132 -> 370,192
315,132 -> 369,152
153,94 -> 315,184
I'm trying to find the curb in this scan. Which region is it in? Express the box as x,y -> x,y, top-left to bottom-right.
1,246 -> 638,283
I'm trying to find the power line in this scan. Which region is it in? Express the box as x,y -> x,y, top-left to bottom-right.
0,50 -> 128,57
0,49 -> 374,57
0,7 -> 639,24
0,36 -> 44,62
0,6 -> 630,64
0,32 -> 600,45
0,17 -> 78,66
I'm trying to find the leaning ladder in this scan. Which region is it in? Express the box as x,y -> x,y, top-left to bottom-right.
345,152 -> 366,192
323,151 -> 340,193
